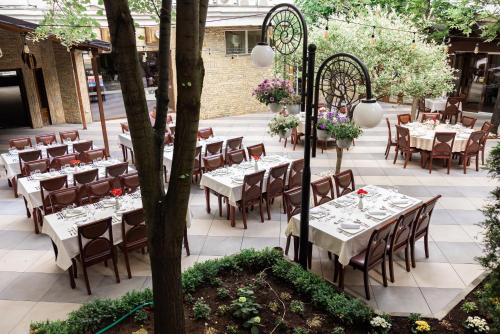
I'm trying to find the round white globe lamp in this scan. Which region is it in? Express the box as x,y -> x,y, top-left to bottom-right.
251,42 -> 274,68
352,99 -> 383,128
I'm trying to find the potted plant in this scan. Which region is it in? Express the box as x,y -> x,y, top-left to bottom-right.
253,78 -> 294,113
316,107 -> 334,141
268,114 -> 300,140
329,113 -> 362,149
280,94 -> 302,114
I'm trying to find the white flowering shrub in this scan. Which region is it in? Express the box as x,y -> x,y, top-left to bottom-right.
370,315 -> 392,334
464,316 -> 490,333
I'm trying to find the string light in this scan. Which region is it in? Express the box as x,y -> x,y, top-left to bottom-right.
474,43 -> 479,54
370,26 -> 376,45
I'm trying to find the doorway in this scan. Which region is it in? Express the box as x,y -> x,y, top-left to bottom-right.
0,69 -> 31,129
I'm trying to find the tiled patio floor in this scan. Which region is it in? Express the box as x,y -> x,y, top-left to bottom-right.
0,103 -> 495,333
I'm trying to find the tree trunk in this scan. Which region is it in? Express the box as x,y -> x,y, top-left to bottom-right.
335,147 -> 343,174
490,88 -> 500,135
411,97 -> 419,121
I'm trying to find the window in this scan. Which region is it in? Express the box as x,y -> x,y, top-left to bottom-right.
225,30 -> 261,55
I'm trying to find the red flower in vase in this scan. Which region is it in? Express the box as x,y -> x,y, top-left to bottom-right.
110,188 -> 123,197
252,155 -> 261,161
357,188 -> 368,196
69,159 -> 81,167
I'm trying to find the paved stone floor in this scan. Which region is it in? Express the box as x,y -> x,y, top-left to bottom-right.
0,103 -> 496,333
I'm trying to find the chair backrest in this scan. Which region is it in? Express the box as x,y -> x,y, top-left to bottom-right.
266,163 -> 289,197
417,98 -> 429,113
120,172 -> 140,193
227,149 -> 247,166
86,178 -> 113,203
40,175 -> 68,211
24,159 -> 50,176
412,195 -> 440,240
332,169 -> 355,197
47,145 -> 68,159
445,96 -> 461,116
389,206 -> 420,251
283,186 -> 302,221
59,130 -> 80,142
461,116 -> 477,129
464,131 -> 483,155
397,114 -> 411,125
106,162 -> 129,178
169,125 -> 176,136
394,125 -> 411,151
363,221 -> 394,268
72,141 -> 93,155
73,169 -> 99,186
421,113 -> 441,122
247,143 -> 266,160
82,149 -> 106,163
77,217 -> 114,264
311,176 -> 335,206
19,150 -> 42,175
205,141 -> 223,157
9,137 -> 32,149
198,127 -> 214,140
193,145 -> 202,172
288,159 -> 304,190
35,133 -> 57,145
120,123 -> 129,133
431,132 -> 455,157
51,153 -> 78,170
164,133 -> 174,146
385,118 -> 393,141
480,122 -> 492,147
242,170 -> 265,203
225,137 -> 243,155
202,154 -> 225,172
122,208 -> 147,246
50,187 -> 79,212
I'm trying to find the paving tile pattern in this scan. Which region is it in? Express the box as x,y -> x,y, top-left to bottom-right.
0,104 -> 496,332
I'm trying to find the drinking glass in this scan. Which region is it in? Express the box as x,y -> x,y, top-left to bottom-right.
445,119 -> 450,125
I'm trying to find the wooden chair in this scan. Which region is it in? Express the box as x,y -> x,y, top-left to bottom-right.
227,149 -> 247,166
479,122 -> 492,165
105,162 -> 129,188
9,137 -> 32,150
82,149 -> 106,163
225,136 -> 243,161
460,115 -> 477,129
77,217 -> 120,295
36,175 -> 68,233
49,187 -> 80,213
416,98 -> 431,121
292,127 -> 305,151
457,131 -> 483,174
421,113 -> 441,122
169,125 -> 176,136
440,97 -> 461,124
410,195 -> 441,268
197,127 -> 214,140
229,170 -> 265,229
332,169 -> 355,198
47,145 -> 68,160
192,145 -> 202,184
263,163 -> 289,220
385,118 -> 397,160
35,133 -> 57,145
397,114 -> 411,125
120,172 -> 140,194
287,159 -> 304,190
247,143 -> 266,160
73,141 -> 93,159
205,140 -> 223,157
50,153 -> 78,170
86,178 -> 113,203
59,130 -> 80,142
425,132 -> 456,174
393,125 -> 420,169
283,187 -> 301,260
119,208 -> 148,279
73,169 -> 99,203
120,123 -> 133,163
24,159 -> 50,175
203,154 -> 226,217
311,176 -> 335,206
387,206 -> 420,282
335,221 -> 393,300
18,150 -> 42,176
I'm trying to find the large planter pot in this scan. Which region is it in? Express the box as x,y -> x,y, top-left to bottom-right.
287,104 -> 300,115
317,129 -> 330,141
279,128 -> 292,139
268,103 -> 282,113
336,138 -> 352,149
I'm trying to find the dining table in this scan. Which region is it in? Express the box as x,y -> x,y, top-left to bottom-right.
425,97 -> 462,113
285,185 -> 422,286
403,122 -> 473,152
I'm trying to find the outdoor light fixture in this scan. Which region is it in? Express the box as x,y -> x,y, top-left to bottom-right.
352,99 -> 383,128
474,43 -> 479,54
250,42 -> 274,68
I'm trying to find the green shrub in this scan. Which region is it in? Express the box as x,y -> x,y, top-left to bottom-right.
331,327 -> 345,334
217,287 -> 230,300
133,308 -> 148,325
293,327 -> 310,334
461,301 -> 478,314
290,300 -> 305,314
193,297 -> 211,320
225,324 -> 239,334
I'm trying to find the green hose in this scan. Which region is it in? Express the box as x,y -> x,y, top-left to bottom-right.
95,302 -> 153,334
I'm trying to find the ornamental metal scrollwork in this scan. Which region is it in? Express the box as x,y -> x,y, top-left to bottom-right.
267,7 -> 303,56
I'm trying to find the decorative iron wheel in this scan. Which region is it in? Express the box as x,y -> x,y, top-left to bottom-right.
268,7 -> 303,56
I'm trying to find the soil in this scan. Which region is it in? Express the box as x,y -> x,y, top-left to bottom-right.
107,269 -> 490,334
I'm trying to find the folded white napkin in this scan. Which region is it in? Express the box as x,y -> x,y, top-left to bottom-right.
340,222 -> 360,229
391,199 -> 409,205
368,210 -> 387,216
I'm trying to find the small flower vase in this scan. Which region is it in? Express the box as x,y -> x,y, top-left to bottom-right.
254,160 -> 259,171
358,195 -> 364,210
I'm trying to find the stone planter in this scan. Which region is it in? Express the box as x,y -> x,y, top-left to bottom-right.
336,138 -> 352,149
279,128 -> 292,140
287,104 -> 300,115
268,103 -> 282,113
317,129 -> 330,141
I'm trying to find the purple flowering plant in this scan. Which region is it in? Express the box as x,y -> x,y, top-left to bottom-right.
317,108 -> 362,140
253,78 -> 294,105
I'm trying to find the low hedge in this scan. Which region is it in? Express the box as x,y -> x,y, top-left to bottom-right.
31,248 -> 374,333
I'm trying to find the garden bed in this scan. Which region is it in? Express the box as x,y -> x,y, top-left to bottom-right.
31,249 -> 495,334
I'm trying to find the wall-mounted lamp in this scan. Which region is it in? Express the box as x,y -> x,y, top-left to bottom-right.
473,43 -> 479,54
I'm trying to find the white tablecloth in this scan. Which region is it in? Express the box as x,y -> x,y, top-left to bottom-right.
200,155 -> 292,206
1,141 -> 95,180
425,98 -> 462,112
286,185 -> 422,266
17,159 -> 126,211
403,122 -> 472,152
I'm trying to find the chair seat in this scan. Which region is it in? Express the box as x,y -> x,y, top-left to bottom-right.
349,251 -> 366,267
